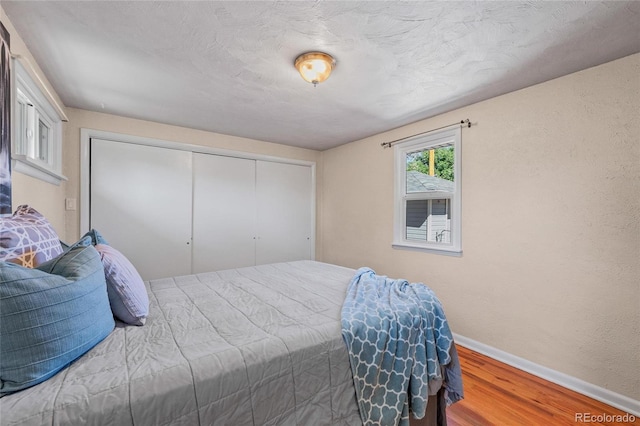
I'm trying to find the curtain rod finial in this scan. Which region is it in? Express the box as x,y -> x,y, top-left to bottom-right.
381,118 -> 473,149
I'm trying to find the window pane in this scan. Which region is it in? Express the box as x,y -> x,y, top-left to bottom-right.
38,119 -> 49,161
406,144 -> 454,193
406,198 -> 451,243
16,101 -> 27,154
406,199 -> 428,241
430,199 -> 451,243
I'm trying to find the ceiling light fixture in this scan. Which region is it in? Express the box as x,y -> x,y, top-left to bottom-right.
294,52 -> 336,87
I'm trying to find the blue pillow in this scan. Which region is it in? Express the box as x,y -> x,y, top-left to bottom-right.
83,228 -> 109,245
0,245 -> 115,396
60,234 -> 92,252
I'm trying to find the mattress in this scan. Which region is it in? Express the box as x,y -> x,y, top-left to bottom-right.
0,261 -> 445,426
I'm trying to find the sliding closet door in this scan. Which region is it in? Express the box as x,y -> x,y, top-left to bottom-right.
90,139 -> 193,280
192,153 -> 256,273
255,161 -> 313,265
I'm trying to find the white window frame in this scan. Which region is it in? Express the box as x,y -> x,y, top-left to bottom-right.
393,126 -> 462,255
12,59 -> 66,185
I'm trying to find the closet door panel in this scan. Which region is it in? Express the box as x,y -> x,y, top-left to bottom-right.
256,161 -> 312,265
90,139 -> 193,280
192,153 -> 256,272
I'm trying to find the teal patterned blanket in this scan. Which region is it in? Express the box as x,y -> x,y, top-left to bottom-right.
341,267 -> 463,426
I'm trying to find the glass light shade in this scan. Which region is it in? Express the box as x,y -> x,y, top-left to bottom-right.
294,52 -> 336,85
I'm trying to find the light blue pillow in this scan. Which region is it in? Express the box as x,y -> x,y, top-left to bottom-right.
83,228 -> 109,245
0,245 -> 115,396
60,234 -> 92,252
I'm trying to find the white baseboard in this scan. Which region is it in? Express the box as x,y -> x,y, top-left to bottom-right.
453,333 -> 640,417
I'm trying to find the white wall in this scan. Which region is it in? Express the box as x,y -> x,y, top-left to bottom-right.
320,53 -> 640,401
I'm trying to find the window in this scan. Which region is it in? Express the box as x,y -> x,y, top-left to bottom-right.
12,59 -> 66,185
393,127 -> 461,254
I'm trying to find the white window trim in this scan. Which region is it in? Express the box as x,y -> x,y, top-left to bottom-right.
392,126 -> 462,255
12,58 -> 66,185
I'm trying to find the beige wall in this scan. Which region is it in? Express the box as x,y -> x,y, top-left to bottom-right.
1,8 -> 67,235
63,109 -> 323,248
321,53 -> 640,400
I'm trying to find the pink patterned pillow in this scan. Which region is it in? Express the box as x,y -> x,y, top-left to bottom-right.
0,205 -> 63,268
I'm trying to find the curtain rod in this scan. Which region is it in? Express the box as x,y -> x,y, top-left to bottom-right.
381,119 -> 471,148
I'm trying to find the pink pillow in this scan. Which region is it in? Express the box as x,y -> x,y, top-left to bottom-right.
95,244 -> 149,325
0,205 -> 63,268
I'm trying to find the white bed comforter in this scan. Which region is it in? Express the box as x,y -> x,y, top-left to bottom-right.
0,261 -> 362,426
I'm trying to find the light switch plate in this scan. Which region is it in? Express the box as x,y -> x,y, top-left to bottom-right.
65,198 -> 77,211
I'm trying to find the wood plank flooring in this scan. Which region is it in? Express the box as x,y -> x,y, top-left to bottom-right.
445,345 -> 638,426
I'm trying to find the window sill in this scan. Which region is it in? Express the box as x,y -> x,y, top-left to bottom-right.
392,242 -> 462,257
12,155 -> 67,186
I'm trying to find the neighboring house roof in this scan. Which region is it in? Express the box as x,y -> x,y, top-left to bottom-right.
406,170 -> 454,192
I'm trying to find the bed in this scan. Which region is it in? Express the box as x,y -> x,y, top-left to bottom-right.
0,205 -> 461,426
1,257 -> 461,426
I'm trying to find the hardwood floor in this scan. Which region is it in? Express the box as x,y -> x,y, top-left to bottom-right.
445,345 -> 638,426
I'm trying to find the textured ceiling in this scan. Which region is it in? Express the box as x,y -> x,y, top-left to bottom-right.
4,1 -> 640,150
